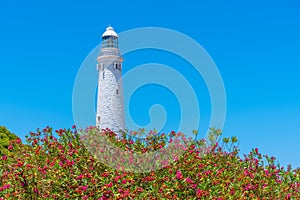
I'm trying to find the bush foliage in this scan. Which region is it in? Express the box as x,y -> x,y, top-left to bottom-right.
0,126 -> 299,199
0,126 -> 19,156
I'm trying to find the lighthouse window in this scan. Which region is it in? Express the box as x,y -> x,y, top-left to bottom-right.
116,89 -> 119,94
102,71 -> 105,79
98,63 -> 104,70
114,64 -> 120,70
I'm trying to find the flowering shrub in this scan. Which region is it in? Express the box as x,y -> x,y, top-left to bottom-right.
0,126 -> 299,199
0,126 -> 19,156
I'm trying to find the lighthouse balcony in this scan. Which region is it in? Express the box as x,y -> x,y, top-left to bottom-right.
99,49 -> 121,57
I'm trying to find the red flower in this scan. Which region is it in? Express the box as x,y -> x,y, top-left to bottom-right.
106,182 -> 113,188
121,179 -> 127,184
17,161 -> 23,167
196,189 -> 204,197
66,159 -> 74,166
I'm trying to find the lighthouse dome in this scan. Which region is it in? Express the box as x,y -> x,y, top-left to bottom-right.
102,26 -> 118,38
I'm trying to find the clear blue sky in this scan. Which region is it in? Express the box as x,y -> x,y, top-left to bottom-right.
0,0 -> 299,167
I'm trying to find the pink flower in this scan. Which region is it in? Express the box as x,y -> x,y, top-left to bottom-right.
79,185 -> 88,192
17,161 -> 23,167
2,155 -> 7,161
205,170 -> 212,175
77,174 -> 83,179
34,188 -> 38,194
123,189 -> 130,195
262,183 -> 267,189
66,160 -> 75,166
121,179 -> 127,184
176,170 -> 183,180
185,177 -> 193,184
264,170 -> 270,176
3,184 -> 10,189
8,145 -> 13,150
106,182 -> 113,188
196,189 -> 203,197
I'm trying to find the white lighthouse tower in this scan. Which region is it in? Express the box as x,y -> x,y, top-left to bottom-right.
96,26 -> 125,133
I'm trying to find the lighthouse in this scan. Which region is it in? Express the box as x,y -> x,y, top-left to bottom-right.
96,26 -> 125,133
